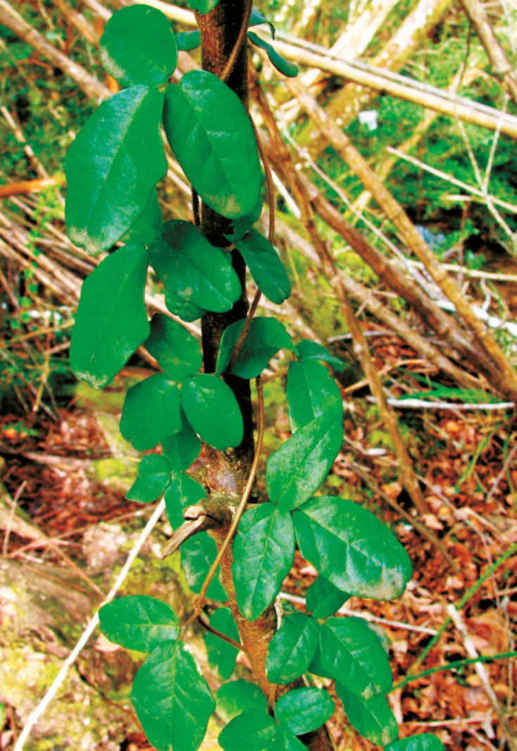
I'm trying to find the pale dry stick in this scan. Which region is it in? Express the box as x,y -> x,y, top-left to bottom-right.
0,107 -> 49,180
2,481 -> 27,557
0,0 -> 109,101
460,0 -> 517,104
485,444 -> 517,504
189,378 -> 265,619
379,397 -> 515,410
253,82 -> 492,382
279,592 -> 438,636
386,146 -> 517,215
455,115 -> 517,252
13,497 -> 166,751
51,0 -> 99,45
447,603 -> 516,751
287,78 -> 517,401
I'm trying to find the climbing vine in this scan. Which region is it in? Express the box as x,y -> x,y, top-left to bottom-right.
65,3 -> 445,750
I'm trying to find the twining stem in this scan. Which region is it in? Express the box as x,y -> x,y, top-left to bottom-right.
197,611 -> 243,650
190,377 -> 265,617
220,0 -> 252,84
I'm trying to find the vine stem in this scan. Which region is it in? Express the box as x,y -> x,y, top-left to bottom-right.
228,124 -> 275,370
189,377 -> 265,619
220,0 -> 252,83
197,612 -> 243,650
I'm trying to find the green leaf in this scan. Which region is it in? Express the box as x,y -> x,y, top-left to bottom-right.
145,313 -> 201,381
127,454 -> 172,503
65,86 -> 166,252
385,734 -> 445,751
120,374 -> 181,451
310,617 -> 392,700
162,415 -> 201,470
305,576 -> 348,619
149,220 -> 241,314
296,339 -> 346,371
293,496 -> 413,600
183,0 -> 220,13
335,684 -> 398,746
217,680 -> 268,721
70,244 -> 149,388
248,32 -> 298,77
164,71 -> 262,218
132,640 -> 215,751
225,197 -> 262,242
181,530 -> 227,601
275,687 -> 334,736
176,30 -> 201,51
216,318 -> 293,378
236,230 -> 291,304
266,413 -> 343,511
276,728 -> 306,751
99,595 -> 178,652
286,360 -> 342,431
219,710 -> 278,751
233,504 -> 294,621
164,471 -> 205,527
122,189 -> 163,246
100,4 -> 177,87
203,607 -> 239,679
181,374 -> 243,450
266,612 -> 318,684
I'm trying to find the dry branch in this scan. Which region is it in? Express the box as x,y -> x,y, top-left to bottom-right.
287,78 -> 517,401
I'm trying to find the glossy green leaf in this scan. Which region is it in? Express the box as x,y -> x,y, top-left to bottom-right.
100,4 -> 177,87
248,32 -> 298,77
276,728 -> 306,751
176,30 -> 201,51
266,413 -> 342,511
70,244 -> 149,388
385,734 -> 445,751
233,504 -> 294,621
132,640 -> 215,751
225,197 -> 262,242
181,531 -> 227,601
236,230 -> 291,304
275,687 -> 334,736
65,86 -> 166,252
146,314 -> 201,381
266,612 -> 318,684
122,189 -> 162,246
217,680 -> 268,721
149,220 -> 240,314
335,684 -> 398,746
181,374 -> 243,450
162,416 -> 201,470
99,595 -> 178,652
286,360 -> 342,431
164,71 -> 262,218
305,576 -> 348,618
293,496 -> 413,600
296,339 -> 346,372
164,471 -> 205,527
219,710 -> 278,751
127,454 -> 172,503
120,374 -> 181,451
310,617 -> 392,700
216,317 -> 293,378
203,607 -> 239,679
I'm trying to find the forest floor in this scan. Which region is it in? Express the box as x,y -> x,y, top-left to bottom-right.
0,330 -> 515,751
